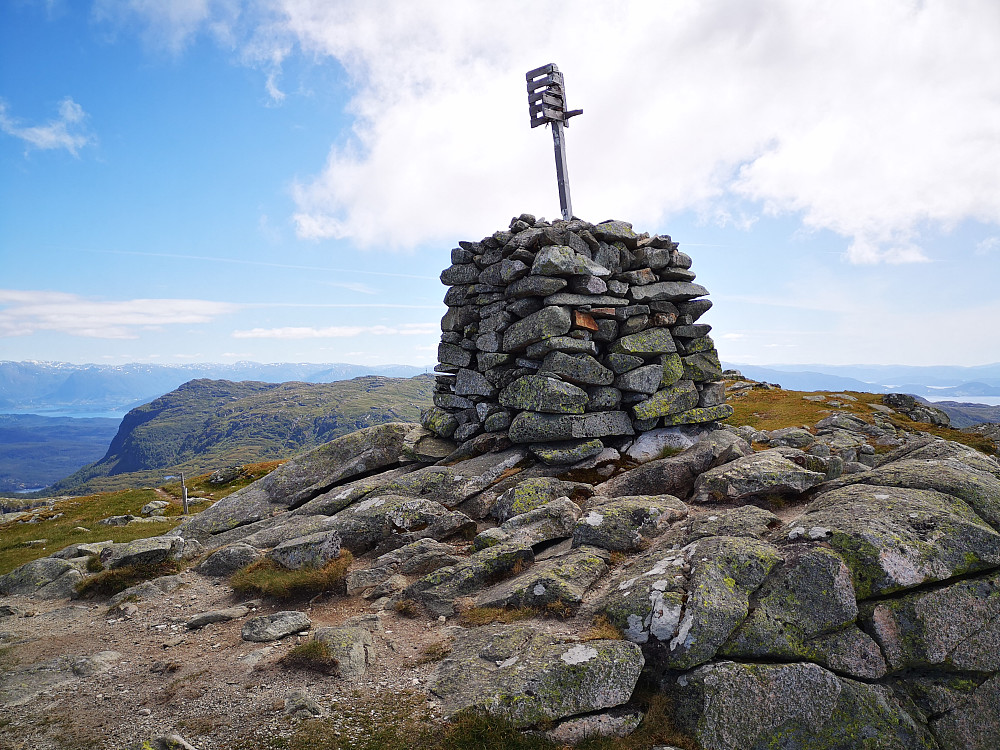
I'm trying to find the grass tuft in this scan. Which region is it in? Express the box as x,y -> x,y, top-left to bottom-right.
74,559 -> 181,598
230,552 -> 353,599
414,640 -> 451,665
279,639 -> 340,675
458,606 -> 536,627
581,615 -> 624,641
393,598 -> 421,618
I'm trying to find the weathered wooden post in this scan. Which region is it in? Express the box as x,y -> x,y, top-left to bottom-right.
526,63 -> 583,221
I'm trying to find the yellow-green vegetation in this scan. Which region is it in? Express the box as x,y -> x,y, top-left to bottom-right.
581,615 -> 624,641
279,639 -> 340,675
74,559 -> 181,598
723,385 -> 998,458
229,553 -> 353,599
0,488 -> 181,575
457,606 -> 537,627
0,464 -> 274,576
288,689 -> 695,750
160,460 -> 285,503
414,640 -> 451,664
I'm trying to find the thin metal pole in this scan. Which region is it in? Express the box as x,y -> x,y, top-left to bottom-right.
181,471 -> 189,515
551,121 -> 573,220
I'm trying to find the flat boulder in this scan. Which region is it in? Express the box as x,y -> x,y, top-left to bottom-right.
241,611 -> 311,642
431,624 -> 643,727
100,537 -> 182,569
690,449 -> 826,504
475,498 -> 582,550
823,457 -> 1000,529
790,484 -> 1000,599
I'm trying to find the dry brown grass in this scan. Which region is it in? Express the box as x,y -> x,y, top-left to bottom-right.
229,552 -> 353,599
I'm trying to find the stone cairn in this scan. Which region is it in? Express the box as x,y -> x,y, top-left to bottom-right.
420,215 -> 733,464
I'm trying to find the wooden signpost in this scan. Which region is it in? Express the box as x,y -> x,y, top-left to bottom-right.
526,63 -> 583,221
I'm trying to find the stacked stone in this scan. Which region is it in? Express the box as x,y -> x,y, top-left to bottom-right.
421,215 -> 733,464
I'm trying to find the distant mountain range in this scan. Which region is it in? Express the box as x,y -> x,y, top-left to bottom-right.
0,360 -> 430,416
724,362 -> 1000,398
38,374 -> 435,497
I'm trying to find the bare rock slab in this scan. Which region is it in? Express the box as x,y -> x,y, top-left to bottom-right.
791,484 -> 1000,599
241,611 -> 311,642
431,624 -> 643,727
663,661 -> 936,750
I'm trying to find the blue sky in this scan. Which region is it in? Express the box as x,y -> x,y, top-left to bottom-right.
1,0 -> 998,368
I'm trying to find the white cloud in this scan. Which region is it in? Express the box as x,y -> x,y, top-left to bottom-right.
93,0 -> 1000,263
92,0 -> 241,53
0,97 -> 93,155
0,289 -> 240,339
232,322 -> 438,339
976,237 -> 999,256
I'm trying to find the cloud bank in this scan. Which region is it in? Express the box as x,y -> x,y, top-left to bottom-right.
94,0 -> 1000,263
0,290 -> 240,339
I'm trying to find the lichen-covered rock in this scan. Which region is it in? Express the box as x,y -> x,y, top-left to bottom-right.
623,427 -> 697,463
406,543 -> 535,616
572,495 -> 687,551
790,484 -> 1000,599
361,449 -> 528,510
529,438 -> 605,465
173,422 -> 418,539
476,498 -> 582,550
684,505 -> 781,542
431,624 -> 643,727
632,380 -> 700,420
595,536 -> 780,669
502,306 -> 573,353
475,546 -> 609,610
822,457 -> 1000,529
531,245 -> 611,277
508,411 -> 634,443
629,281 -> 709,303
690,448 -> 827,504
609,328 -> 677,357
491,477 -> 594,522
539,352 -> 614,386
312,624 -> 376,680
664,661 -> 936,750
346,538 -> 461,594
860,571 -> 1000,672
499,375 -> 588,414
721,546 -> 887,679
929,674 -> 1000,750
323,494 -> 476,555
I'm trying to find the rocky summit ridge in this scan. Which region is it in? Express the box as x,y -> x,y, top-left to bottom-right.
2,384 -> 999,749
2,216 -> 998,748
